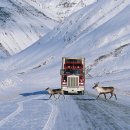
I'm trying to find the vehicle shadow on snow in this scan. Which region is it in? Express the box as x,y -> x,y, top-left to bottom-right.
20,90 -> 48,97
73,98 -> 96,101
36,98 -> 50,101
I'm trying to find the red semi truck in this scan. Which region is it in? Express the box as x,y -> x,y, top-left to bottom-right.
60,57 -> 85,94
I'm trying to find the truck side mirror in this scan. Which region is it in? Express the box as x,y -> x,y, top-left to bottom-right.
60,69 -> 64,75
83,71 -> 85,76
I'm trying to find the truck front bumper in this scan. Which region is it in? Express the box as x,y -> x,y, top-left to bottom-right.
62,87 -> 84,94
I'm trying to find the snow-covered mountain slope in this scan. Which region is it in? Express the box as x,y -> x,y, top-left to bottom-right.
0,0 -> 96,57
0,0 -> 57,56
26,0 -> 97,21
0,0 -> 130,96
3,0 -> 129,72
0,43 -> 10,58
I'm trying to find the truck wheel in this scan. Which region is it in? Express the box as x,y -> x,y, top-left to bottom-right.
64,91 -> 68,95
78,91 -> 82,95
81,91 -> 84,95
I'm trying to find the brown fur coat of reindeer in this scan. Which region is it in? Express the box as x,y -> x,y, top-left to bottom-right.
93,82 -> 117,100
45,87 -> 65,99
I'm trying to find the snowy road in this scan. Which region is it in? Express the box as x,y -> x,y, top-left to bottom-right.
0,92 -> 130,130
53,93 -> 130,130
0,95 -> 57,130
74,93 -> 130,130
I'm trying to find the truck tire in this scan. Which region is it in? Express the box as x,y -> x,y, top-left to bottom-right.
64,91 -> 68,95
81,91 -> 84,95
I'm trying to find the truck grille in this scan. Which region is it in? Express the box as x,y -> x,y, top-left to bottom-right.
67,76 -> 79,87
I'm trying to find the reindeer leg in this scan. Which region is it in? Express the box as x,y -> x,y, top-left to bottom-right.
62,94 -> 65,99
49,94 -> 52,99
109,93 -> 113,99
114,94 -> 117,100
53,94 -> 56,99
58,94 -> 60,99
104,94 -> 107,100
96,93 -> 101,99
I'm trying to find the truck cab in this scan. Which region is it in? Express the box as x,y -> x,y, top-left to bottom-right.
60,57 -> 85,94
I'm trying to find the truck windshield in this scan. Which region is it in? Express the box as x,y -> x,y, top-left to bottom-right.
64,69 -> 80,75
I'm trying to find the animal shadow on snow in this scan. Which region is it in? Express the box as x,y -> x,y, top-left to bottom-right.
20,90 -> 48,97
20,90 -> 50,100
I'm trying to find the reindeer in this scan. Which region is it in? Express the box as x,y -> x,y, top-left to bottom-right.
93,82 -> 117,100
45,87 -> 65,99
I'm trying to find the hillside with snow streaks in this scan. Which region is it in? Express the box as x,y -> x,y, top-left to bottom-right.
26,0 -> 97,21
1,0 -> 129,74
0,0 -> 96,57
0,0 -> 57,56
0,0 -> 129,97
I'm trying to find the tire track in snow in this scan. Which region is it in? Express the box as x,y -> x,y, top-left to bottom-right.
0,101 -> 23,127
42,101 -> 58,130
0,95 -> 58,130
0,95 -> 45,127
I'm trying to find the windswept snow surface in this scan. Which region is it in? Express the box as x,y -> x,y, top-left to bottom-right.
0,0 -> 130,130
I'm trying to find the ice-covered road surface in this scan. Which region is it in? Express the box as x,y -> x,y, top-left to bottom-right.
53,93 -> 130,130
0,95 -> 58,130
74,93 -> 130,130
0,93 -> 130,130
